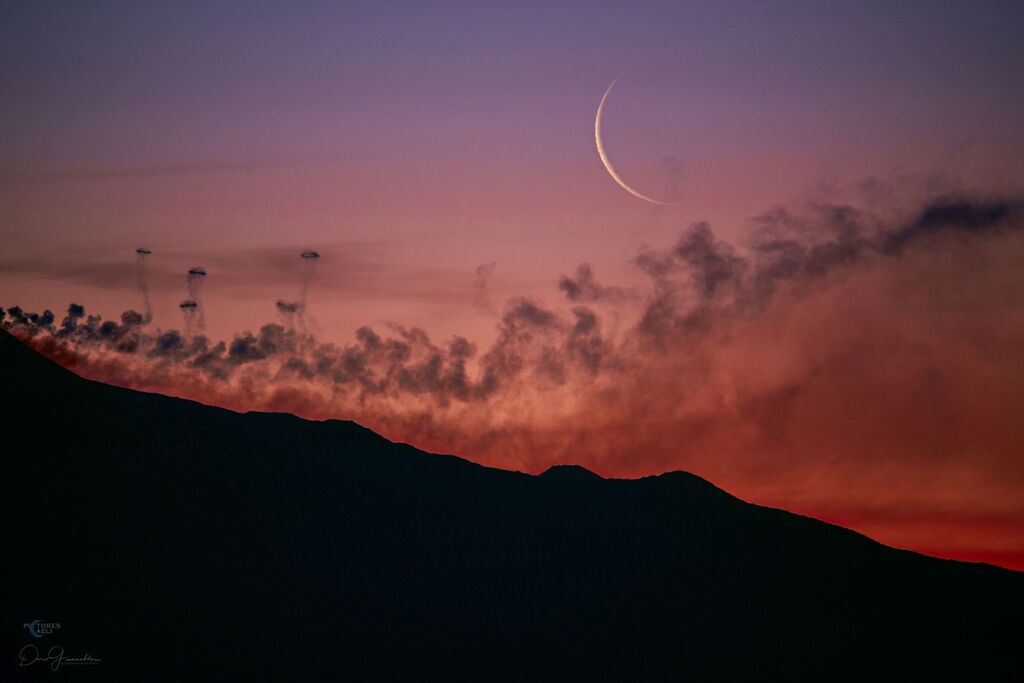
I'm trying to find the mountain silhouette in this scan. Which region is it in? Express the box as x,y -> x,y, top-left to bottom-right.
2,329 -> 1020,681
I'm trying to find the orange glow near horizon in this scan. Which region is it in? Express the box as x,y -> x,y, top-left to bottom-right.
9,208 -> 1024,572
4,2 -> 1024,574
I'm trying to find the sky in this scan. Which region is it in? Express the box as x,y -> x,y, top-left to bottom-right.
3,1 -> 1024,569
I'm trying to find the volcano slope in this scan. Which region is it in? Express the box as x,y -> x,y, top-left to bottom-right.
2,329 -> 1021,681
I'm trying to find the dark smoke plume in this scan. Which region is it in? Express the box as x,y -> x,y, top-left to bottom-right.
184,267 -> 207,331
6,194 -> 1024,569
6,196 -> 1020,412
275,250 -> 321,332
299,250 -> 319,310
558,263 -> 628,303
135,248 -> 153,323
472,261 -> 497,311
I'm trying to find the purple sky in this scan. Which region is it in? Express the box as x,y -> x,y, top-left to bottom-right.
4,1 -> 1024,568
3,0 -> 1022,382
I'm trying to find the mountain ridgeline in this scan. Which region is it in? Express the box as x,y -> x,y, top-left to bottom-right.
2,329 -> 1021,681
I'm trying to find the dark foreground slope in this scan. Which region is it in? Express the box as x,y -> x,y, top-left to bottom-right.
2,330 -> 1021,681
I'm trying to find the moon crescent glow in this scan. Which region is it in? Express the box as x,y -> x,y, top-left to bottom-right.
595,80 -> 675,206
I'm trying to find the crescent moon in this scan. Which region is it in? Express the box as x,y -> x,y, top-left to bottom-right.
595,80 -> 675,206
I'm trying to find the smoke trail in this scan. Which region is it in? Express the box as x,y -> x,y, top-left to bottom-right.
135,248 -> 153,323
275,250 -> 320,333
186,267 -> 207,331
472,262 -> 497,312
299,250 -> 319,310
179,300 -> 199,336
275,299 -> 303,332
6,193 -> 1024,572
9,195 -> 1021,415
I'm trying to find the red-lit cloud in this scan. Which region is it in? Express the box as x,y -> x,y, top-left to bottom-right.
5,193 -> 1024,571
